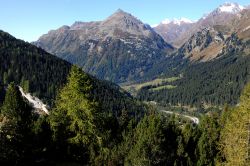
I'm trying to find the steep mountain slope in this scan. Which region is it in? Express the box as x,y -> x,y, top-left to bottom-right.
154,18 -> 195,47
179,27 -> 225,61
34,9 -> 174,83
180,7 -> 250,62
235,9 -> 250,41
0,30 -> 146,116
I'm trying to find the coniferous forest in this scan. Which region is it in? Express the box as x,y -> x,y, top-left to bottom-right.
1,2 -> 250,166
1,65 -> 250,165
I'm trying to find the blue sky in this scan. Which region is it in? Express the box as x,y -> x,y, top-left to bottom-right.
0,0 -> 249,42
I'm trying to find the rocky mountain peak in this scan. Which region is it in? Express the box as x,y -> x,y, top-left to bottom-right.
33,9 -> 173,83
103,9 -> 140,24
99,9 -> 156,38
114,8 -> 127,15
102,9 -> 144,28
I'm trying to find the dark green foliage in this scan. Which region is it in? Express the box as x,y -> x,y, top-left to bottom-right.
0,30 -> 146,117
125,114 -> 181,165
138,36 -> 250,107
1,83 -> 31,120
90,75 -> 147,118
125,114 -> 168,165
0,83 -> 33,164
0,81 -> 233,166
197,114 -> 221,165
0,30 -> 71,104
138,51 -> 250,106
0,84 -> 5,105
0,80 -> 225,166
175,123 -> 200,165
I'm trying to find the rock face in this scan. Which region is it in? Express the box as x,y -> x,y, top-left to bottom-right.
34,9 -> 174,83
179,27 -> 225,62
155,3 -> 245,48
153,3 -> 250,62
235,9 -> 250,41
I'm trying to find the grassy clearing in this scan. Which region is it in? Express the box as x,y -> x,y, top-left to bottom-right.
150,85 -> 177,91
122,76 -> 180,94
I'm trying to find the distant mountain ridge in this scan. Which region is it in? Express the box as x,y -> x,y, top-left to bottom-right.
154,18 -> 195,47
34,9 -> 174,83
154,2 -> 246,48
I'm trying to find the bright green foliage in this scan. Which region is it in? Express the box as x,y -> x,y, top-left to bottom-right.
49,66 -> 105,163
221,83 -> 250,166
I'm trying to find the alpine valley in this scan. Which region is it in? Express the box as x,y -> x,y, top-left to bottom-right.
33,2 -> 250,107
0,1 -> 250,166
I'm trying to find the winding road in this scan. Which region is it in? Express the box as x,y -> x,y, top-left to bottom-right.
160,110 -> 199,124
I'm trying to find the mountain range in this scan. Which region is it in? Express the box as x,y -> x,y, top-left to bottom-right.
154,2 -> 245,47
31,2 -> 250,106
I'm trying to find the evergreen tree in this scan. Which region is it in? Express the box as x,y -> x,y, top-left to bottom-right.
0,83 -> 32,163
49,66 -> 106,164
197,114 -> 221,166
125,114 -> 172,165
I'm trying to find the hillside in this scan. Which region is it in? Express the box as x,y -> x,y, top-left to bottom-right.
0,30 -> 71,103
0,30 -> 146,116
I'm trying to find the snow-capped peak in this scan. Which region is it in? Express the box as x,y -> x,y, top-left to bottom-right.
151,24 -> 159,28
161,18 -> 171,25
218,2 -> 245,13
161,18 -> 194,25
